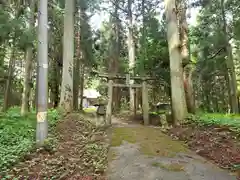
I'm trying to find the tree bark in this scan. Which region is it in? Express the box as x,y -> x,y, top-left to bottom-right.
73,9 -> 81,111
109,1 -> 121,112
49,57 -> 61,108
165,0 -> 187,124
21,0 -> 35,115
59,0 -> 75,113
137,0 -> 146,111
79,64 -> 84,110
127,0 -> 136,112
183,65 -> 195,113
221,0 -> 238,113
3,48 -> 16,112
178,0 -> 195,114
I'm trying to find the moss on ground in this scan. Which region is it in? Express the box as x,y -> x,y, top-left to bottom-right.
111,127 -> 188,157
151,162 -> 185,172
111,128 -> 137,146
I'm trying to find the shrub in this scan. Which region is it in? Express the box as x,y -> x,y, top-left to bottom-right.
187,113 -> 240,132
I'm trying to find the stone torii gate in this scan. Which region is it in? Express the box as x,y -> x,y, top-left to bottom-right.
98,73 -> 157,126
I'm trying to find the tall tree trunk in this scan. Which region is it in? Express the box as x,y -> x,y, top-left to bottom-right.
221,0 -> 239,113
178,0 -> 195,114
79,64 -> 84,110
3,48 -> 16,112
127,0 -> 135,112
109,1 -> 121,112
165,0 -> 187,124
183,65 -> 195,113
77,0 -> 92,111
29,83 -> 34,109
73,9 -> 81,111
59,0 -> 75,113
49,56 -> 61,108
21,0 -> 35,115
137,0 -> 146,111
221,0 -> 238,113
141,0 -> 147,69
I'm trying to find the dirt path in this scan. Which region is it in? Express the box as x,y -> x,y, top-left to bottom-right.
107,117 -> 237,180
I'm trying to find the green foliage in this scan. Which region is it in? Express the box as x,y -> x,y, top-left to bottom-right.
0,8 -> 11,44
187,113 -> 240,132
189,0 -> 240,113
0,107 -> 60,173
48,108 -> 61,130
0,4 -> 35,49
136,17 -> 169,78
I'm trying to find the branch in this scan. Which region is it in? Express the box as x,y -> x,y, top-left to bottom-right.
206,35 -> 234,60
110,0 -> 128,15
207,46 -> 225,59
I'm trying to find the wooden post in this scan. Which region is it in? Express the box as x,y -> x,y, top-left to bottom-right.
126,74 -> 130,85
106,79 -> 113,125
142,80 -> 149,125
134,90 -> 137,115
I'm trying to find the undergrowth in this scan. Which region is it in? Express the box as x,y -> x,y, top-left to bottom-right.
187,113 -> 240,133
0,106 -> 60,173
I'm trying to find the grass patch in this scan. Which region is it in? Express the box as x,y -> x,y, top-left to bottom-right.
0,106 -> 60,173
111,127 -> 188,157
151,162 -> 185,171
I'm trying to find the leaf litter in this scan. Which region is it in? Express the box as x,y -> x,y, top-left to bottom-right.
4,113 -> 108,180
167,124 -> 240,177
